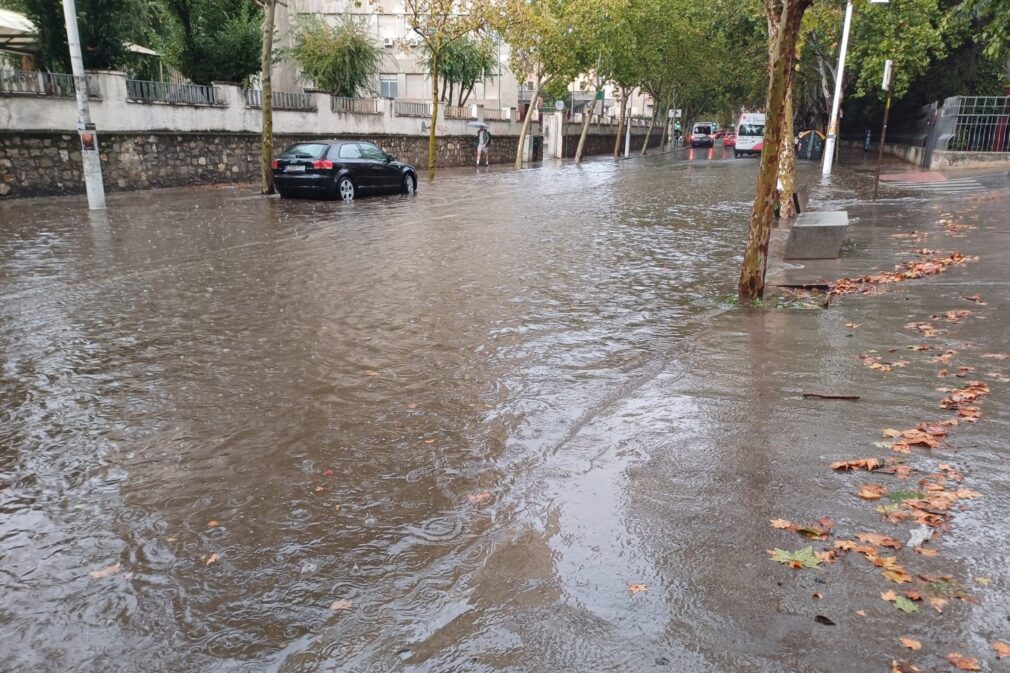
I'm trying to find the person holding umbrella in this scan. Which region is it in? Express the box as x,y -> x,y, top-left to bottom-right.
469,121 -> 491,167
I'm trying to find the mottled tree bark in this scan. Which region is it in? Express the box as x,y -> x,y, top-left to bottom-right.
514,78 -> 542,169
737,0 -> 811,301
640,105 -> 659,155
778,80 -> 797,220
613,87 -> 627,159
259,0 -> 276,195
428,56 -> 440,179
575,85 -> 602,163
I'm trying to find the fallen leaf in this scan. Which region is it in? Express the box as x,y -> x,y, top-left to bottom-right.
628,583 -> 647,594
846,323 -> 861,329
322,469 -> 336,477
89,562 -> 122,579
769,547 -> 822,569
905,589 -> 923,601
814,615 -> 836,625
831,458 -> 882,472
856,609 -> 866,617
914,546 -> 939,557
205,553 -> 220,566
207,520 -> 220,528
857,532 -> 903,549
881,590 -> 898,602
955,488 -> 980,499
423,439 -> 436,444
928,596 -> 948,613
894,596 -> 919,613
975,577 -> 991,586
468,491 -> 492,505
329,598 -> 353,611
858,484 -> 887,500
812,592 -> 823,600
891,659 -> 922,673
962,294 -> 985,304
770,518 -> 794,530
946,653 -> 981,671
899,637 -> 922,651
815,550 -> 839,564
364,370 -> 381,377
992,642 -> 1010,659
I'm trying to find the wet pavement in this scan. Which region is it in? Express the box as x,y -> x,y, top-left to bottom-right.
1,147 -> 1009,673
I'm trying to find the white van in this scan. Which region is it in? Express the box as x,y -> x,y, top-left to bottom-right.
735,112 -> 766,158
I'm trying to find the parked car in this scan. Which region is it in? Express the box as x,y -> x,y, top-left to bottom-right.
723,132 -> 736,148
714,129 -> 727,139
689,122 -> 715,147
272,140 -> 418,201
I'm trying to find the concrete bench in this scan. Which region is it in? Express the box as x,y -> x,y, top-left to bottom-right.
784,210 -> 849,259
792,184 -> 810,214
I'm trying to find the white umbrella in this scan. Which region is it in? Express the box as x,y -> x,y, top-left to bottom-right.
467,121 -> 489,128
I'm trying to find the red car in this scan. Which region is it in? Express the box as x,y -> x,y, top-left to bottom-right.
723,132 -> 736,148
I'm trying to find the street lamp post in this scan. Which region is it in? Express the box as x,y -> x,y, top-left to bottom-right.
62,0 -> 106,209
822,0 -> 889,177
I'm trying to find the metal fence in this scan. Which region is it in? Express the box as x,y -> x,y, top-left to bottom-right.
244,89 -> 316,111
482,107 -> 511,122
126,79 -> 221,105
394,100 -> 431,117
331,96 -> 380,114
0,69 -> 99,98
444,105 -> 475,120
946,96 -> 1010,153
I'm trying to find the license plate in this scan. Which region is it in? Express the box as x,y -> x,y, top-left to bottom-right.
284,164 -> 305,173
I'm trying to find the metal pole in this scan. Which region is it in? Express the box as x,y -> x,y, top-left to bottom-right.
62,0 -> 105,209
624,92 -> 631,158
872,67 -> 894,201
822,0 -> 853,177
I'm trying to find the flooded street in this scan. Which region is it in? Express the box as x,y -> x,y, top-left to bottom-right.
2,149 -> 1008,673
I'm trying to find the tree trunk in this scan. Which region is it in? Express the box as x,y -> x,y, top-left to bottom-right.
778,78 -> 797,219
428,55 -> 440,180
514,79 -> 541,170
575,85 -> 602,163
641,105 -> 659,155
260,0 -> 276,195
737,0 -> 810,302
613,87 -> 627,158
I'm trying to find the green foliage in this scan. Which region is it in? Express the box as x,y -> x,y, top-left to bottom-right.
288,15 -> 382,97
156,0 -> 262,85
893,596 -> 919,613
962,0 -> 1010,58
769,546 -> 822,569
421,35 -> 496,105
13,0 -> 143,71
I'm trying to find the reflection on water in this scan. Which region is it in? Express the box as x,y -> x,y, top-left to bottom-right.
2,151 -> 829,672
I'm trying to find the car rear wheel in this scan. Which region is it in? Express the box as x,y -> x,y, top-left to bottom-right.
402,173 -> 416,195
336,176 -> 355,201
277,187 -> 291,199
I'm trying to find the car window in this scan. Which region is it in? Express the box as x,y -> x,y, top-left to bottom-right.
693,126 -> 711,135
739,124 -> 764,136
337,144 -> 363,159
282,143 -> 327,158
358,144 -> 387,161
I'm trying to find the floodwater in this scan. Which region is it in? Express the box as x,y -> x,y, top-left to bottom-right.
2,148 -> 1007,673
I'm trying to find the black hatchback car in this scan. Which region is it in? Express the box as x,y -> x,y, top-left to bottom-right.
272,140 -> 418,201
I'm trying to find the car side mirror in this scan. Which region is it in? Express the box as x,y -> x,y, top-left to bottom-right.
384,154 -> 394,163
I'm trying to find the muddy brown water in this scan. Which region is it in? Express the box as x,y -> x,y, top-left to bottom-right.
4,149 -> 993,673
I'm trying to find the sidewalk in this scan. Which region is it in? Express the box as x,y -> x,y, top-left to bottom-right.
638,174 -> 1010,671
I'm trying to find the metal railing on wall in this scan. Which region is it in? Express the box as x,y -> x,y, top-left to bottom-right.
444,105 -> 475,120
0,69 -> 99,98
394,100 -> 432,117
482,107 -> 511,122
244,89 -> 316,111
946,96 -> 1010,153
331,96 -> 380,114
127,79 -> 221,105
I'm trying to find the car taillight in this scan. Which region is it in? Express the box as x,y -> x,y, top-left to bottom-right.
312,160 -> 334,169
271,159 -> 279,169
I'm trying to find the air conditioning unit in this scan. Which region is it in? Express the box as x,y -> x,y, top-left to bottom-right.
406,37 -> 420,48
383,36 -> 395,48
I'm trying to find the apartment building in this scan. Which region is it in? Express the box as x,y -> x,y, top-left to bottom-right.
274,0 -> 520,110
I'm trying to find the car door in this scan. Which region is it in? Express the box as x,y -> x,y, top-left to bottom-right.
358,143 -> 397,193
335,143 -> 371,191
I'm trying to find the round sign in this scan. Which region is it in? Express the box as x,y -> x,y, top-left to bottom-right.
554,100 -> 565,111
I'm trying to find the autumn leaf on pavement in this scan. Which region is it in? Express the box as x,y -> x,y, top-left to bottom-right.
894,596 -> 919,613
858,484 -> 887,500
898,637 -> 922,651
769,547 -> 822,569
831,458 -> 882,472
857,532 -> 903,549
881,590 -> 898,602
89,562 -> 122,579
207,520 -> 220,528
914,546 -> 940,558
992,642 -> 1010,659
946,653 -> 981,671
928,596 -> 948,613
205,553 -> 220,566
891,659 -> 922,673
329,598 -> 353,611
962,294 -> 985,304
628,584 -> 647,594
770,518 -> 794,530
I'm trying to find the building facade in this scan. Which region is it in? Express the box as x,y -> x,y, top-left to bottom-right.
274,0 -> 520,111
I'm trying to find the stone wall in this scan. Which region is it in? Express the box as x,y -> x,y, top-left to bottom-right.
0,131 -> 545,199
558,126 -> 665,158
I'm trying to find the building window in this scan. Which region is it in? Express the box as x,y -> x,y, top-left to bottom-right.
379,76 -> 397,99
